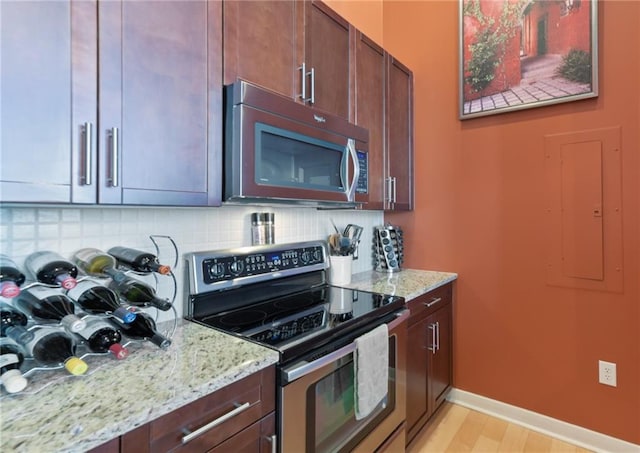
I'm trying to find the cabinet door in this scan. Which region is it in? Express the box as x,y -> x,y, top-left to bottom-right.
223,0 -> 302,99
429,305 -> 452,413
386,56 -> 414,211
304,0 -> 351,119
406,318 -> 429,439
0,0 -> 97,203
99,0 -> 220,206
354,32 -> 385,210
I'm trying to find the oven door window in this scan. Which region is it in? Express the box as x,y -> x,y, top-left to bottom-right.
255,123 -> 347,192
306,337 -> 396,452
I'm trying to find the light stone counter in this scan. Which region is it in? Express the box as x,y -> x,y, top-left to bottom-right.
0,320 -> 279,453
344,268 -> 458,301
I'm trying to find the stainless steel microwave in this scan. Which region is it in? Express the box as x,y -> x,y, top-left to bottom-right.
223,80 -> 369,207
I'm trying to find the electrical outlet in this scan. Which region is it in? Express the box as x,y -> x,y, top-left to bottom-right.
598,360 -> 617,387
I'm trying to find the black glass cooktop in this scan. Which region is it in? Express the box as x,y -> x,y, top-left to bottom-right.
189,272 -> 405,362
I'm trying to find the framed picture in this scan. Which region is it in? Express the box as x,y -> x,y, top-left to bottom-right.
459,0 -> 598,120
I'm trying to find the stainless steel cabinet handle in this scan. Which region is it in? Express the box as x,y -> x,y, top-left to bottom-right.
299,62 -> 307,102
392,176 -> 397,204
427,323 -> 436,354
435,321 -> 440,351
266,434 -> 277,453
108,127 -> 119,187
424,297 -> 442,308
82,122 -> 92,185
385,177 -> 393,204
181,401 -> 251,444
309,67 -> 315,104
299,63 -> 315,104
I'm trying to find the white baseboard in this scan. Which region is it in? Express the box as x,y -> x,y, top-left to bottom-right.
447,388 -> 640,453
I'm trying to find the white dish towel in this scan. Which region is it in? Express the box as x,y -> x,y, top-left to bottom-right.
354,323 -> 389,420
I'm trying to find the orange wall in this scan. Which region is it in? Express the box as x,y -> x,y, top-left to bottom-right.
335,0 -> 640,444
325,0 -> 383,46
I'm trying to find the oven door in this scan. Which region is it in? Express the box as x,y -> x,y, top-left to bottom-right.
279,310 -> 408,453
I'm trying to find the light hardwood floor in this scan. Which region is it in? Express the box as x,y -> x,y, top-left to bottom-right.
407,403 -> 593,453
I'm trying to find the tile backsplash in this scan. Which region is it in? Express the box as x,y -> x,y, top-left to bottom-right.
0,205 -> 384,320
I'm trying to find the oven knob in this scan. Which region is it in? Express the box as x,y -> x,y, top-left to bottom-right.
312,249 -> 321,262
300,251 -> 310,264
229,259 -> 244,275
208,262 -> 225,279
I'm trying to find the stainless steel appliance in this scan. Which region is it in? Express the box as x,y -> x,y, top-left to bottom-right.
184,241 -> 407,452
223,80 -> 370,207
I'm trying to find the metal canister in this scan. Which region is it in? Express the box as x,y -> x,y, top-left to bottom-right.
251,212 -> 275,245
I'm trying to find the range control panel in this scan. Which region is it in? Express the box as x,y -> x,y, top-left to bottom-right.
202,244 -> 324,283
186,241 -> 328,295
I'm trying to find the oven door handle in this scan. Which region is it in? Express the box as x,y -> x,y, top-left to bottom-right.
282,309 -> 409,384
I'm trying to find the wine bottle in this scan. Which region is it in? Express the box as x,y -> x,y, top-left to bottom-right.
0,301 -> 34,344
25,251 -> 78,289
66,280 -> 136,324
0,337 -> 28,393
14,286 -> 86,333
108,276 -> 172,311
22,327 -> 88,375
111,311 -> 171,349
107,246 -> 171,275
71,247 -> 118,278
0,255 -> 26,298
75,317 -> 129,360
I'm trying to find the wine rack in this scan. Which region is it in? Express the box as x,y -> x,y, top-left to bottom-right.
0,235 -> 179,395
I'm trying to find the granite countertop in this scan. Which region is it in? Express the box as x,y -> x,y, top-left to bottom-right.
0,268 -> 455,452
0,320 -> 279,453
345,268 -> 458,301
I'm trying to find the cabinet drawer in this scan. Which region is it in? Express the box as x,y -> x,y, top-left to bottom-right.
147,366 -> 275,452
208,412 -> 275,453
407,283 -> 452,326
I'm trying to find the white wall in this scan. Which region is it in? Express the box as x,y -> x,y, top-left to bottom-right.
0,205 -> 384,320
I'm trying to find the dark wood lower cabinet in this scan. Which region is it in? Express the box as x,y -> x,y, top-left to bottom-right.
405,283 -> 453,447
89,366 -> 275,453
209,412 -> 275,453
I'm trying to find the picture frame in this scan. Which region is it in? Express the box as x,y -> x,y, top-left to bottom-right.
459,0 -> 598,120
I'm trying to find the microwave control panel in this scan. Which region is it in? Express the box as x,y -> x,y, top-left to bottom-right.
356,151 -> 368,194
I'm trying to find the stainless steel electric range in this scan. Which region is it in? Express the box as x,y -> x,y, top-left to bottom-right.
184,241 -> 408,452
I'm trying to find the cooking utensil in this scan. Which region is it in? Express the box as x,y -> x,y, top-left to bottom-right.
328,233 -> 352,256
343,224 -> 363,258
330,218 -> 341,235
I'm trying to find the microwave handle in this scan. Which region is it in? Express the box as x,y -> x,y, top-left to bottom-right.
346,138 -> 360,202
282,309 -> 409,383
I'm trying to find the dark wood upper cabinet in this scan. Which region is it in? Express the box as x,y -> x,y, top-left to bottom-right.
1,0 -> 222,206
386,56 -> 414,211
353,32 -> 386,210
98,0 -> 221,206
0,1 -> 91,203
303,1 -> 351,119
223,0 -> 302,99
223,0 -> 351,120
353,32 -> 414,211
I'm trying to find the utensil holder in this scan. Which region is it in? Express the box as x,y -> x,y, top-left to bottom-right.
329,255 -> 352,286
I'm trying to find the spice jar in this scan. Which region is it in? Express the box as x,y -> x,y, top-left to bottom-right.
251,212 -> 275,245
